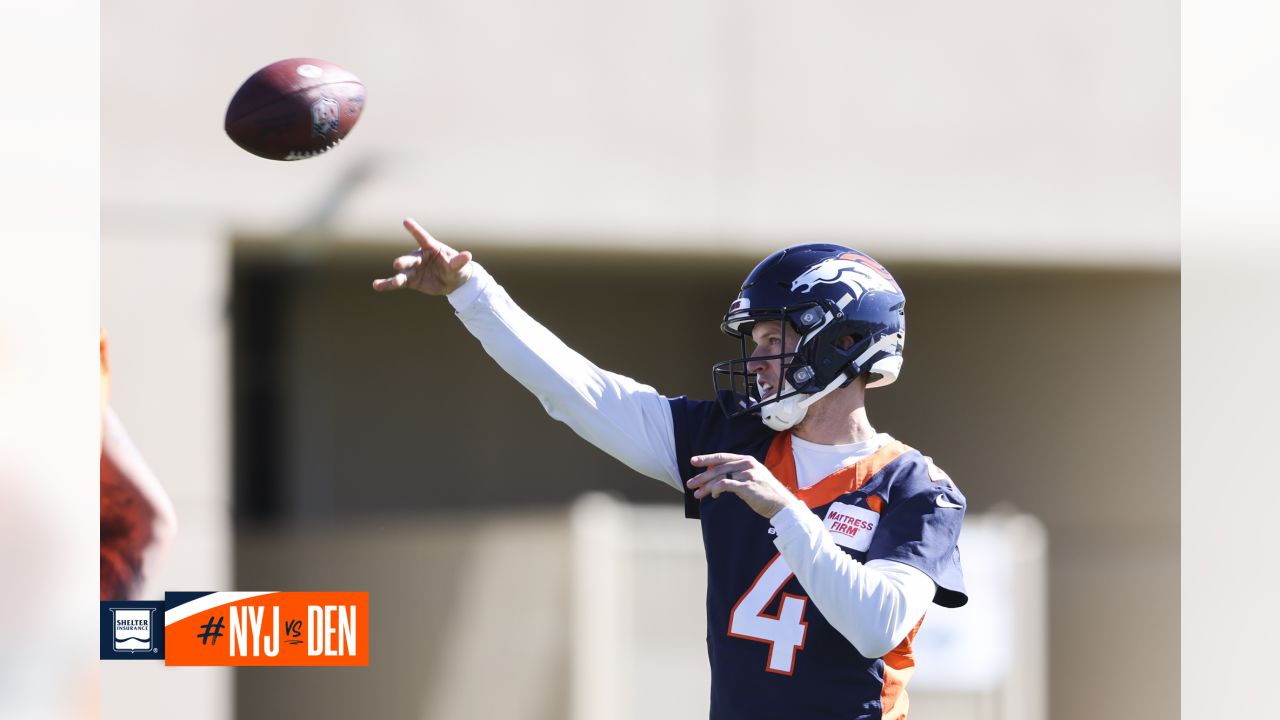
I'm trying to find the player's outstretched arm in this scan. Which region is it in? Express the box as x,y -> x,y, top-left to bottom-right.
372,219 -> 474,295
372,219 -> 683,491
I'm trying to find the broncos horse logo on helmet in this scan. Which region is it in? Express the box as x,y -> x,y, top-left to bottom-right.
713,244 -> 906,431
790,253 -> 902,298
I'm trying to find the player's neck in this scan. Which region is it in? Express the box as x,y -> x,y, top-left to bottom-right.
792,386 -> 876,445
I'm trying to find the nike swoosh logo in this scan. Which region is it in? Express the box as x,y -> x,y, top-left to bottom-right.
935,495 -> 963,509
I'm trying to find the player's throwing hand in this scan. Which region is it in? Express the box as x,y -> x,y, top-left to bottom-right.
687,453 -> 797,520
371,218 -> 474,295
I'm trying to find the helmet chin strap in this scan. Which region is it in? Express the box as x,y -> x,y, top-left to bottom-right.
759,333 -> 903,431
759,375 -> 847,432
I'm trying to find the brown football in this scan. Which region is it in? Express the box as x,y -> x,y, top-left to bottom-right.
225,58 -> 366,160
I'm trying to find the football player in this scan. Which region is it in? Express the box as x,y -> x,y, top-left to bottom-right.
100,330 -> 176,600
374,219 -> 967,720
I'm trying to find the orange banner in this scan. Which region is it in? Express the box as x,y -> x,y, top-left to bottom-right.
164,591 -> 368,666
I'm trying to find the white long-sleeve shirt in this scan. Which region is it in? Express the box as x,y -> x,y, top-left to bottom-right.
446,262 -> 935,657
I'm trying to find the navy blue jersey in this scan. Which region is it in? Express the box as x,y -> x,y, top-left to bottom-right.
670,393 -> 967,720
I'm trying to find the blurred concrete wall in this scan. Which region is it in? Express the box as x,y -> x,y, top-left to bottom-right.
103,0 -> 1175,262
235,513 -> 574,720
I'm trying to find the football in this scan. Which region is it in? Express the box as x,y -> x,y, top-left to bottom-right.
224,58 -> 366,160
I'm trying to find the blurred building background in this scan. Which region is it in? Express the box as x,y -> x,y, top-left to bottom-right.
101,1 -> 1176,719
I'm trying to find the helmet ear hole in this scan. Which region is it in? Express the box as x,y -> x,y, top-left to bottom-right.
835,334 -> 864,351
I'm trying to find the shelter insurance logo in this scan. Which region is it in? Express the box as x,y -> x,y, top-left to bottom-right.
100,601 -> 165,659
164,592 -> 369,666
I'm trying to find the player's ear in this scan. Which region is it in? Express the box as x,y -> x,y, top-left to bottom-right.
836,335 -> 857,350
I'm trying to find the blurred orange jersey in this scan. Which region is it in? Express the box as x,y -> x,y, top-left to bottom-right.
100,329 -> 157,600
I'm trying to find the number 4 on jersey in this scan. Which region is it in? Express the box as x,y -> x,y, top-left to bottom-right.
728,553 -> 809,675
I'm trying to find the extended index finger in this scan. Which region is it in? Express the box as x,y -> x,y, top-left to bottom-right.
403,218 -> 453,260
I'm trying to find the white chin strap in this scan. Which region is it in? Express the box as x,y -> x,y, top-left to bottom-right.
759,376 -> 846,431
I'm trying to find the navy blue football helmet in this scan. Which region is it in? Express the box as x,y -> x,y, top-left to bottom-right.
712,244 -> 907,430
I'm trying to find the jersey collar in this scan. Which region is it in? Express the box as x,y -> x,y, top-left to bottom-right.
764,431 -> 910,509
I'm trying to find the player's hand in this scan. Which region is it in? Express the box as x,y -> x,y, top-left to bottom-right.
371,218 -> 474,295
687,453 -> 796,519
